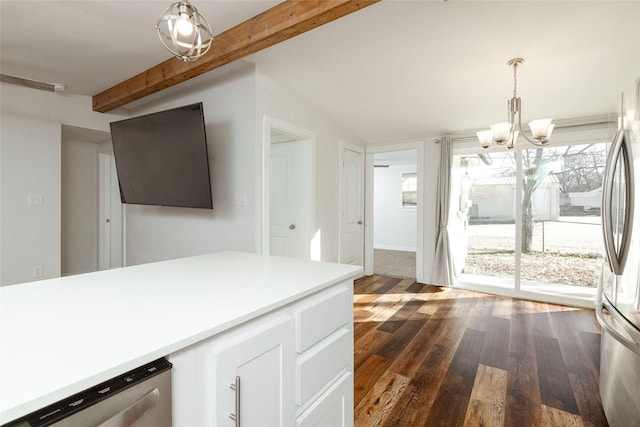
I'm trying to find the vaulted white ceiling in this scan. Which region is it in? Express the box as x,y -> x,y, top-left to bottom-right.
1,1 -> 639,143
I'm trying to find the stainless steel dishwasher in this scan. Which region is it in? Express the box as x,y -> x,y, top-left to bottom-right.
3,358 -> 172,427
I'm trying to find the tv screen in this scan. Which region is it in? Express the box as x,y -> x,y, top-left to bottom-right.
110,102 -> 213,209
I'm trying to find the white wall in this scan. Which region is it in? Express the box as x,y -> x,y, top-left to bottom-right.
255,65 -> 366,262
122,67 -> 257,266
0,85 -> 122,285
1,64 -> 368,283
1,113 -> 61,285
124,64 -> 366,266
373,165 -> 417,251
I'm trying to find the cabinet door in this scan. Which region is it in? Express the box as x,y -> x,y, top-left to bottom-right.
211,317 -> 295,427
297,372 -> 353,427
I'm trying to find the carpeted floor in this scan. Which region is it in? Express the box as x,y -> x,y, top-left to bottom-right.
373,249 -> 416,279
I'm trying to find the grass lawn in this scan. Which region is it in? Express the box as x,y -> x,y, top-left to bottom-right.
466,217 -> 603,288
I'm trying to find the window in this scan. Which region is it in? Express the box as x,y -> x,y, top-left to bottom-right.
402,173 -> 417,207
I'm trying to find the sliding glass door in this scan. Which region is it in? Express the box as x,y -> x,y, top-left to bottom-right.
451,141 -> 607,299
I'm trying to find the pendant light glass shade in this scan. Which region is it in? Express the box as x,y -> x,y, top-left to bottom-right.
476,130 -> 494,149
490,122 -> 513,144
157,1 -> 213,62
528,119 -> 554,142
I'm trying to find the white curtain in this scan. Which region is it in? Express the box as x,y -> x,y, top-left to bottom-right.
432,136 -> 454,286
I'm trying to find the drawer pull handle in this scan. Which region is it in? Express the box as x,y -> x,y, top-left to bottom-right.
229,376 -> 241,427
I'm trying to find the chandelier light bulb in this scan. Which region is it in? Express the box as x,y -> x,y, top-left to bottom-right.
176,15 -> 194,36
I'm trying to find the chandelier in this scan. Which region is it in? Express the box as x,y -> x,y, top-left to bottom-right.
476,58 -> 555,150
157,0 -> 213,62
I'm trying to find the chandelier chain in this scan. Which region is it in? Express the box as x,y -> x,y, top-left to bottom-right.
512,61 -> 518,99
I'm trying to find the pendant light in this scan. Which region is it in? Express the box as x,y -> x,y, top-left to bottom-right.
477,58 -> 555,150
157,0 -> 213,62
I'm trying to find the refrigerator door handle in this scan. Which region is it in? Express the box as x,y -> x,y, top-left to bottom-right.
596,301 -> 640,357
602,128 -> 635,275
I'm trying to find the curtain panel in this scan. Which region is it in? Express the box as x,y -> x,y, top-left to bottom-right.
432,136 -> 455,286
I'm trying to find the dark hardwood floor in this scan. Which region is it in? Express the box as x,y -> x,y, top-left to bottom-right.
353,275 -> 608,427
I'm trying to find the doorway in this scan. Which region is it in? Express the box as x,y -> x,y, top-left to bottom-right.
61,125 -> 123,276
365,142 -> 425,282
339,142 -> 364,267
262,116 -> 314,260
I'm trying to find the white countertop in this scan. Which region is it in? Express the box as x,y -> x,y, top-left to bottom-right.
0,252 -> 361,424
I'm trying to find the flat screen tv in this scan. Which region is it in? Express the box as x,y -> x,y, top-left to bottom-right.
110,102 -> 213,209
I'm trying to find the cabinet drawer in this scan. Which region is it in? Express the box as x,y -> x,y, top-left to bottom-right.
296,327 -> 351,406
296,371 -> 353,427
296,285 -> 352,353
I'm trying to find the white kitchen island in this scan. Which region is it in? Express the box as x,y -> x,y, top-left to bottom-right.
0,252 -> 362,425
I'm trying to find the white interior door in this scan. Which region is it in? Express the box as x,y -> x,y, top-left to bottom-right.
270,140 -> 311,259
340,146 -> 364,266
99,152 -> 123,270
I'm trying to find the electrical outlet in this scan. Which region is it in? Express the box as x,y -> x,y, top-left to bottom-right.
32,265 -> 43,278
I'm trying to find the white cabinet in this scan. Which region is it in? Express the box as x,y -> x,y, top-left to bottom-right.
169,280 -> 354,427
210,317 -> 295,427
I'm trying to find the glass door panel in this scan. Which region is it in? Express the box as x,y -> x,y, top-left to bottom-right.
519,143 -> 606,290
451,151 -> 516,285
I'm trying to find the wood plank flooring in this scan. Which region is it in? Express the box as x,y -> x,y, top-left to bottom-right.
353,275 -> 608,427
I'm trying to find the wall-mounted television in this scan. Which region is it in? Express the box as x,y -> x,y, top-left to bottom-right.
110,102 -> 213,209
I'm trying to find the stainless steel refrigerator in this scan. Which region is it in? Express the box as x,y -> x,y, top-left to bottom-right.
597,79 -> 640,426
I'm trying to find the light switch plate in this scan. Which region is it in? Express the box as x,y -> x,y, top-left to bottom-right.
234,193 -> 247,206
28,194 -> 44,205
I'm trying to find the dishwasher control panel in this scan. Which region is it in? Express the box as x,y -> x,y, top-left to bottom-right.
2,358 -> 172,427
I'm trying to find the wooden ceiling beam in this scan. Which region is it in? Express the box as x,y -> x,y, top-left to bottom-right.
92,0 -> 381,113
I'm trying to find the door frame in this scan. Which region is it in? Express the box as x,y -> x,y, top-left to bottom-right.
260,115 -> 316,258
338,141 -> 365,268
365,141 -> 425,282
